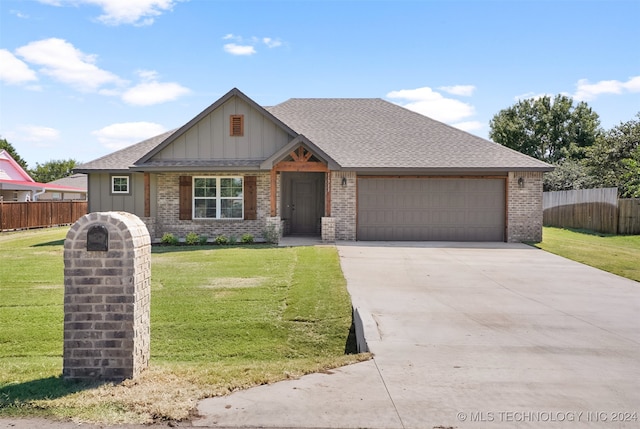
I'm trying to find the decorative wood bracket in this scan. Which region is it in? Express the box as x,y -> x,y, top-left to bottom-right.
270,145 -> 330,216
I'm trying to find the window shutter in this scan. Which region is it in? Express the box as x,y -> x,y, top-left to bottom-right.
230,115 -> 244,137
244,175 -> 257,220
179,176 -> 192,220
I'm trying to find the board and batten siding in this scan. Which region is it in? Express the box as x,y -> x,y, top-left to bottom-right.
87,172 -> 155,217
152,97 -> 292,161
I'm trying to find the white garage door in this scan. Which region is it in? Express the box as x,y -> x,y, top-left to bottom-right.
357,178 -> 505,241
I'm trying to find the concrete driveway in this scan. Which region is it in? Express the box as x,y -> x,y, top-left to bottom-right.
196,242 -> 640,428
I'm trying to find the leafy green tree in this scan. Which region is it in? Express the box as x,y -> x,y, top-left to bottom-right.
29,159 -> 78,183
0,137 -> 29,170
586,113 -> 640,197
489,95 -> 601,163
543,159 -> 596,191
619,153 -> 640,198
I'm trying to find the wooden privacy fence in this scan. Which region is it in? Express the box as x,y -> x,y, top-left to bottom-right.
0,201 -> 88,231
543,188 -> 640,234
618,199 -> 640,235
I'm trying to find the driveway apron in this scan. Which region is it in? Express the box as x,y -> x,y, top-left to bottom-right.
196,242 -> 640,428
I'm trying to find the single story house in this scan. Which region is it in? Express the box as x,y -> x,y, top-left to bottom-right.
40,173 -> 88,201
75,88 -> 553,243
0,150 -> 86,202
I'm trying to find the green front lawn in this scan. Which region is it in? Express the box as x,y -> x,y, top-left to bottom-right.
0,227 -> 367,424
536,227 -> 640,282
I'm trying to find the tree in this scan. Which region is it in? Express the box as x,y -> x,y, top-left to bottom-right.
0,137 -> 29,170
29,159 -> 78,183
543,159 -> 596,192
586,113 -> 640,197
489,95 -> 601,163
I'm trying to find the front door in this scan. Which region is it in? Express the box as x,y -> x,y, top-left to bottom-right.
285,172 -> 324,235
291,179 -> 317,234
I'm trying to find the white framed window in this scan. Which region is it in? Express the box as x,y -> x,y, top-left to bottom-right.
111,175 -> 131,194
193,177 -> 243,219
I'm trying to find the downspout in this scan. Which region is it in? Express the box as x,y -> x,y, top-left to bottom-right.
32,187 -> 46,201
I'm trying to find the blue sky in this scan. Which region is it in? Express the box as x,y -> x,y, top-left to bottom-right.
1,0 -> 638,168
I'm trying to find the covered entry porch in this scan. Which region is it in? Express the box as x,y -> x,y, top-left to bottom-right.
264,140 -> 338,241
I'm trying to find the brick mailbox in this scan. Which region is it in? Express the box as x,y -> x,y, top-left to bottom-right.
63,211 -> 151,381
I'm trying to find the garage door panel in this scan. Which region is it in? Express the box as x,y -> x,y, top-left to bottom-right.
357,178 -> 505,241
432,193 -> 466,208
360,209 -> 394,224
470,209 -> 503,226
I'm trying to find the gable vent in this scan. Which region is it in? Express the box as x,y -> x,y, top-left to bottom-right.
230,114 -> 244,137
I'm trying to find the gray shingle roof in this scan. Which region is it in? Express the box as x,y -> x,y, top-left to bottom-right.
76,93 -> 552,172
74,129 -> 177,172
47,173 -> 87,190
266,98 -> 551,170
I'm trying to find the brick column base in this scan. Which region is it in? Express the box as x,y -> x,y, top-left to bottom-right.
321,217 -> 336,242
63,211 -> 151,381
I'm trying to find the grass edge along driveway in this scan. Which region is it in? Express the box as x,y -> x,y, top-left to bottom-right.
535,226 -> 640,282
0,227 -> 369,424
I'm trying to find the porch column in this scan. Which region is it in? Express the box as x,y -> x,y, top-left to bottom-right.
144,173 -> 150,217
270,169 -> 277,216
325,171 -> 332,217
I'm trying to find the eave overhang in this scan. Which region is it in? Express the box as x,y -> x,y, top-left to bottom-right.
346,166 -> 554,175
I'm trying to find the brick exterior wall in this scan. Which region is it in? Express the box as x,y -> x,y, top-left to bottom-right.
507,171 -> 544,242
330,171 -> 357,240
63,212 -> 151,381
154,172 -> 271,241
146,170 -> 543,244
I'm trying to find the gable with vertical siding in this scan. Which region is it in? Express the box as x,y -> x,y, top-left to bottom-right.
151,97 -> 291,163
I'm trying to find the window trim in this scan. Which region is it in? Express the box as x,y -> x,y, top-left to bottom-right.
110,174 -> 131,195
192,176 -> 244,220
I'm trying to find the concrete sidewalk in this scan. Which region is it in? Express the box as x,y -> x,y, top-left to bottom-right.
195,241 -> 640,428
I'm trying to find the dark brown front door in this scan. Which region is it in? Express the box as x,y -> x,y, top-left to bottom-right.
291,178 -> 317,234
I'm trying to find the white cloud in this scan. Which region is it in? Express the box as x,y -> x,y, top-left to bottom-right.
625,75 -> 640,92
438,85 -> 475,97
10,39 -> 189,105
121,70 -> 190,105
15,38 -> 124,92
223,43 -> 257,56
16,125 -> 61,145
221,34 -> 283,55
573,75 -> 640,101
451,121 -> 484,133
263,37 -> 282,48
0,49 -> 38,85
386,86 -> 476,123
122,81 -> 190,105
10,10 -> 30,19
92,122 -> 167,150
135,69 -> 159,81
513,91 -> 550,101
37,0 -> 181,26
